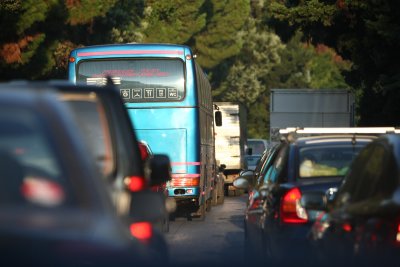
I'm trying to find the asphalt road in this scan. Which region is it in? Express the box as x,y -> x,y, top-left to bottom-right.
165,194 -> 247,267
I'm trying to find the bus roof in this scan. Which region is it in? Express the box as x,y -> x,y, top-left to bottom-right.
70,43 -> 191,59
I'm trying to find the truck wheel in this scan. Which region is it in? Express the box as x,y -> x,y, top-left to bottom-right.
211,188 -> 218,206
206,199 -> 212,212
224,184 -> 229,196
217,193 -> 224,204
162,215 -> 170,233
191,204 -> 205,221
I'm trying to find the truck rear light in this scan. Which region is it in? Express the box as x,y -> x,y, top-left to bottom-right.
170,177 -> 200,187
130,222 -> 153,241
124,176 -> 146,192
280,187 -> 308,224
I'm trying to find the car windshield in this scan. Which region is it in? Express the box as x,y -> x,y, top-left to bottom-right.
0,107 -> 71,208
298,144 -> 365,178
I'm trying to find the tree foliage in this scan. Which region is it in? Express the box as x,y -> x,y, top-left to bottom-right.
217,19 -> 283,105
194,0 -> 250,69
141,0 -> 206,44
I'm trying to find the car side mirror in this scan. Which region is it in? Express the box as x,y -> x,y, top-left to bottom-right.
215,111 -> 222,126
301,192 -> 327,211
238,170 -> 254,180
147,154 -> 171,186
233,177 -> 249,189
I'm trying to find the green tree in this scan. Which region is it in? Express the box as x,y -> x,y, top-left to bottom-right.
217,20 -> 283,104
194,0 -> 250,69
66,0 -> 117,26
141,0 -> 206,44
308,44 -> 351,89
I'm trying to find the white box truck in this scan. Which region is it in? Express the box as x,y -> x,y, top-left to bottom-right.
213,102 -> 248,196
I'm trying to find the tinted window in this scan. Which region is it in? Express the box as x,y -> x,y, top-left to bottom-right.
77,59 -> 185,102
298,145 -> 365,178
344,143 -> 395,204
0,107 -> 72,208
264,145 -> 288,184
61,93 -> 115,178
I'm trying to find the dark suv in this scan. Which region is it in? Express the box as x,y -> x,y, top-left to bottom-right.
7,81 -> 172,263
0,86 -> 157,266
235,132 -> 378,264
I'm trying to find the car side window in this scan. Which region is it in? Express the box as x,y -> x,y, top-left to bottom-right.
256,145 -> 281,186
336,143 -> 387,206
61,93 -> 116,178
264,145 -> 288,184
350,144 -> 386,202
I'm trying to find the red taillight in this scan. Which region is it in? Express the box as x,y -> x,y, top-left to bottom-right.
280,187 -> 308,224
124,176 -> 146,192
130,222 -> 153,241
396,223 -> 400,242
138,142 -> 149,160
250,199 -> 261,209
342,223 -> 352,232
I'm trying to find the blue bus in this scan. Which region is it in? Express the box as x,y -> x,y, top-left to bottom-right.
68,44 -> 222,219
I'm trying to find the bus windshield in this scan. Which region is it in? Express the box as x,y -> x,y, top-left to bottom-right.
76,59 -> 185,102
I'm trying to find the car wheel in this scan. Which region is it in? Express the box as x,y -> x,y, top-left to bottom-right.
191,204 -> 205,221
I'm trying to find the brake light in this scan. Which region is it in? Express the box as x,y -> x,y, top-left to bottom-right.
342,223 -> 352,232
280,187 -> 308,224
130,222 -> 153,241
396,223 -> 400,242
138,142 -> 149,160
124,176 -> 146,192
250,199 -> 261,209
170,177 -> 200,187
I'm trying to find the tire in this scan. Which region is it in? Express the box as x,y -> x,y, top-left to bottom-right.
217,191 -> 225,204
191,204 -> 205,221
162,215 -> 170,233
206,199 -> 212,212
211,188 -> 218,206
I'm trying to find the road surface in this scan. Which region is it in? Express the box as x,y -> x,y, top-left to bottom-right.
165,194 -> 247,266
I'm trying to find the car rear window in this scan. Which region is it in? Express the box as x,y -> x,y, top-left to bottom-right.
0,107 -> 73,208
298,144 -> 366,178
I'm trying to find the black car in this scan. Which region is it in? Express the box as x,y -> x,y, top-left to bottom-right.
24,81 -> 172,260
0,87 -> 157,266
234,133 -> 377,265
309,134 -> 400,267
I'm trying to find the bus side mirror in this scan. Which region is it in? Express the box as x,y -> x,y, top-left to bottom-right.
215,111 -> 222,126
